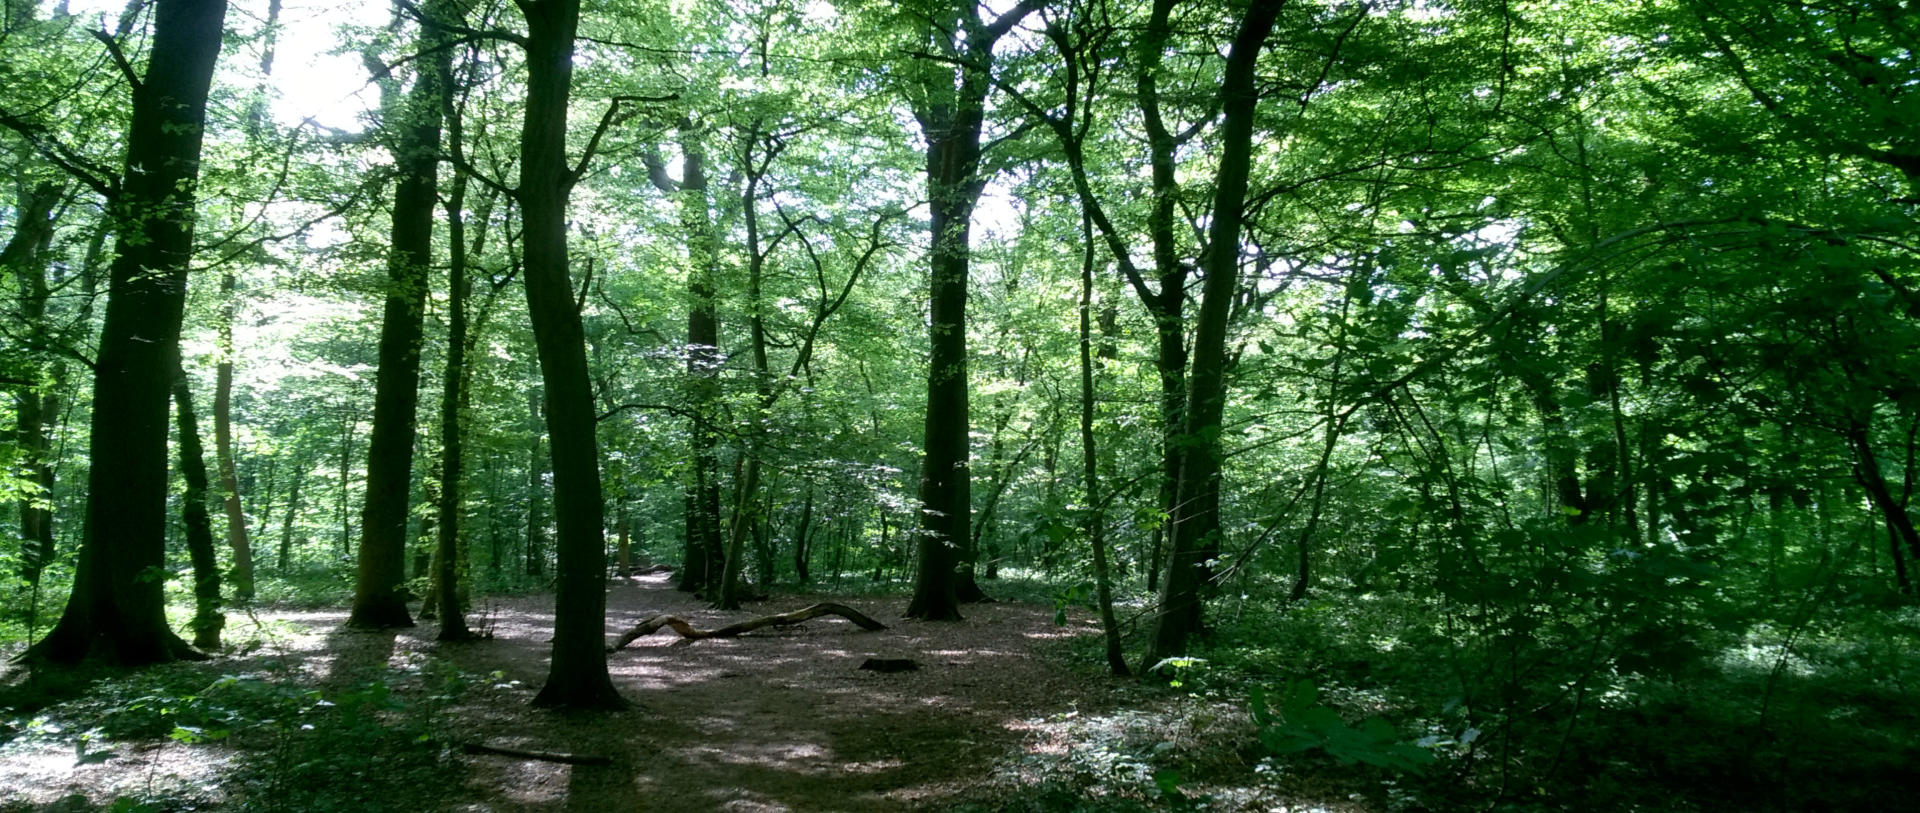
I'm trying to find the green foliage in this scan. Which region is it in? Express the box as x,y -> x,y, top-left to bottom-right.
1249,680 -> 1434,773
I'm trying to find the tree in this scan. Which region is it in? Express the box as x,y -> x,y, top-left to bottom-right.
1141,0 -> 1282,671
348,3 -> 453,630
25,0 -> 230,665
901,0 -> 1038,622
510,0 -> 624,709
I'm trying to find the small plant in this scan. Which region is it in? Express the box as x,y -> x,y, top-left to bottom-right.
1249,680 -> 1435,773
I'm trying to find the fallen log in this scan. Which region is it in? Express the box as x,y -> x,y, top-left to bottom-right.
609,602 -> 888,652
461,741 -> 612,766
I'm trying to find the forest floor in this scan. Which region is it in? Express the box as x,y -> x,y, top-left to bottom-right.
0,573 -> 1363,812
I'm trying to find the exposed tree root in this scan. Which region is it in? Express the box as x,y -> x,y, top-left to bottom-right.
608,602 -> 888,651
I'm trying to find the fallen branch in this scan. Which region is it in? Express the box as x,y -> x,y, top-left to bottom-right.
460,741 -> 612,766
609,602 -> 888,651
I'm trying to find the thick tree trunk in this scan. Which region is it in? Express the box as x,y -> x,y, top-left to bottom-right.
27,0 -> 227,665
667,123 -> 725,597
1142,0 -> 1281,674
1136,0 -> 1188,595
905,1 -> 1039,619
172,361 -> 225,651
517,0 -> 622,710
349,16 -> 448,629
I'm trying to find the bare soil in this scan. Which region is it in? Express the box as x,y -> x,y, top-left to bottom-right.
3,573 -> 1138,812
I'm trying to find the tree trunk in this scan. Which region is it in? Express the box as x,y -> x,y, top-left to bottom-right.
517,0 -> 623,709
348,16 -> 449,627
793,485 -> 814,584
5,182 -> 60,596
1078,207 -> 1128,678
172,360 -> 225,651
1142,0 -> 1281,673
615,501 -> 632,578
666,121 -> 725,598
905,0 -> 1037,620
435,65 -> 481,637
1136,0 -> 1189,595
526,391 -> 546,578
339,410 -> 354,558
1848,419 -> 1920,589
26,0 -> 227,665
213,269 -> 255,601
279,462 -> 303,571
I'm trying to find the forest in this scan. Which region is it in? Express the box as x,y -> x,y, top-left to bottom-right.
1,0 -> 1917,808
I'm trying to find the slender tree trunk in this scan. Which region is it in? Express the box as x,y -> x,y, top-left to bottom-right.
1142,0 -> 1281,673
615,501 -> 632,577
172,360 -> 225,650
5,182 -> 60,596
526,427 -> 545,578
213,269 -> 255,601
517,0 -> 621,709
339,411 -> 354,558
1848,419 -> 1920,591
793,485 -> 814,584
279,463 -> 303,571
1079,207 -> 1128,678
26,0 -> 227,665
1136,0 -> 1189,595
434,61 -> 480,637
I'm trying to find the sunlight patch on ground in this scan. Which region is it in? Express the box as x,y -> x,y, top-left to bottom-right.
671,740 -> 832,771
0,740 -> 231,809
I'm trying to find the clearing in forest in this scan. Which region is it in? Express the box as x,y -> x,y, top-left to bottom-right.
2,573 -> 1185,812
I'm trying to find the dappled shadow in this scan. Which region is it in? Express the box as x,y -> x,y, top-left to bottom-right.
1,575 -> 1120,811
419,573 -> 1120,811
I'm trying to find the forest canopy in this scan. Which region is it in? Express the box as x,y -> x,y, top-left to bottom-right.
2,0 -> 1918,808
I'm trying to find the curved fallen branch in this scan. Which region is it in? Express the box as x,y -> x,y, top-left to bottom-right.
609,602 -> 888,651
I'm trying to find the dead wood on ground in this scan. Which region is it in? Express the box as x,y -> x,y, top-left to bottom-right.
609,602 -> 887,651
461,741 -> 613,766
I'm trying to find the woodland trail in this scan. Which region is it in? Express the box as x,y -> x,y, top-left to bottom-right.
319,573 -> 1117,811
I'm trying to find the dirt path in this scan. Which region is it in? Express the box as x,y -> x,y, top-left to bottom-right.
310,573 -> 1115,811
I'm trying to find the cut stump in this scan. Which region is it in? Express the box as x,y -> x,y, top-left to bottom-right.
609,602 -> 888,651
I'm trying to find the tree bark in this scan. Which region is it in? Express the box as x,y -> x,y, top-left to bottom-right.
349,9 -> 449,628
27,0 -> 227,665
1079,207 -> 1128,678
5,182 -> 60,595
516,0 -> 622,709
434,68 -> 483,637
279,462 -> 303,571
904,0 -> 1038,621
1142,0 -> 1281,673
656,122 -> 725,598
172,360 -> 225,651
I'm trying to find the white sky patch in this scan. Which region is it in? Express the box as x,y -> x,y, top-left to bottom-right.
57,0 -> 384,132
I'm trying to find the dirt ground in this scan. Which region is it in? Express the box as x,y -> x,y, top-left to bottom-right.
3,573 -> 1136,812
